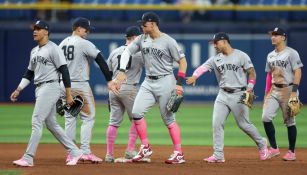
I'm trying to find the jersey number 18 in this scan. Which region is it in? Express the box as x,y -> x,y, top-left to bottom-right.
62,45 -> 74,61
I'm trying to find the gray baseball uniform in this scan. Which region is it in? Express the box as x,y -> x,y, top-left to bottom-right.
59,35 -> 100,155
22,41 -> 82,164
123,33 -> 185,125
202,49 -> 266,160
262,47 -> 303,125
107,45 -> 144,126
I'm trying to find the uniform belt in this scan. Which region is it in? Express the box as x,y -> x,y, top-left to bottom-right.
123,83 -> 138,86
35,80 -> 58,87
222,87 -> 246,93
147,75 -> 168,80
273,83 -> 293,88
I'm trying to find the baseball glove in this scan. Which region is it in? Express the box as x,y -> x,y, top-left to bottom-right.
66,95 -> 84,116
166,90 -> 184,113
287,96 -> 303,117
238,91 -> 256,108
56,98 -> 66,116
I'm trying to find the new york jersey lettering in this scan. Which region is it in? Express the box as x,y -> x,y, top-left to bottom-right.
141,47 -> 164,59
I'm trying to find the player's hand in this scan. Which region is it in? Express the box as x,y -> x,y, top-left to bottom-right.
114,71 -> 127,89
10,89 -> 20,102
246,88 -> 253,93
108,81 -> 120,96
186,76 -> 197,86
66,94 -> 74,107
176,85 -> 184,96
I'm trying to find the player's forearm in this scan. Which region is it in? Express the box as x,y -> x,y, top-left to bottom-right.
16,78 -> 30,92
119,49 -> 131,70
265,72 -> 272,94
95,53 -> 112,82
58,65 -> 71,88
293,68 -> 301,85
247,67 -> 256,90
17,69 -> 34,91
292,68 -> 302,92
176,58 -> 187,86
247,67 -> 256,81
178,58 -> 187,73
192,65 -> 209,79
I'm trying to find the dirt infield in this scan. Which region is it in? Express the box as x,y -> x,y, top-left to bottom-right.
1,144 -> 307,175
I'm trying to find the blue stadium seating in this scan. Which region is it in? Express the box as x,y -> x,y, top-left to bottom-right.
1,0 -> 307,22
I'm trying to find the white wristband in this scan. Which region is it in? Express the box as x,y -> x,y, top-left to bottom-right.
18,78 -> 30,90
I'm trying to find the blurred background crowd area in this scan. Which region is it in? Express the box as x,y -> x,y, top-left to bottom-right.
0,0 -> 307,23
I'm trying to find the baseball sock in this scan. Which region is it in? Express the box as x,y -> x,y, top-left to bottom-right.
167,122 -> 182,153
134,117 -> 149,147
106,125 -> 118,155
263,122 -> 277,149
127,122 -> 137,152
287,125 -> 297,153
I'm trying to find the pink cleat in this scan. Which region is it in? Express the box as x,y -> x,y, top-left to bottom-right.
66,154 -> 72,163
259,147 -> 270,160
13,158 -> 33,167
282,150 -> 296,161
81,153 -> 103,163
66,154 -> 83,166
269,147 -> 280,158
165,151 -> 185,164
132,144 -> 153,162
203,155 -> 225,163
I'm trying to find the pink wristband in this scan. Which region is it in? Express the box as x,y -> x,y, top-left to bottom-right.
178,71 -> 186,78
248,79 -> 256,85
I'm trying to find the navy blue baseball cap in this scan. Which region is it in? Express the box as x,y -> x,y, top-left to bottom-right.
32,20 -> 49,31
209,32 -> 230,43
125,26 -> 141,37
268,27 -> 286,37
72,17 -> 94,31
137,12 -> 160,25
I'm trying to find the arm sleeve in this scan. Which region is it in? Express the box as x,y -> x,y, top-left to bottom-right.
95,52 -> 112,81
192,66 -> 209,79
58,65 -> 71,88
22,69 -> 34,81
265,72 -> 272,94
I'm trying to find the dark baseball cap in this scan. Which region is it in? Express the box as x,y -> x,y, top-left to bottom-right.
72,17 -> 94,31
125,26 -> 141,37
32,20 -> 49,31
268,27 -> 286,37
209,32 -> 230,43
137,12 -> 160,25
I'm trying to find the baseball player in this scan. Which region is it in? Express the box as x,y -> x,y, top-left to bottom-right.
59,17 -> 118,163
262,27 -> 303,161
115,12 -> 187,164
10,20 -> 83,167
104,26 -> 144,163
186,32 -> 269,163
